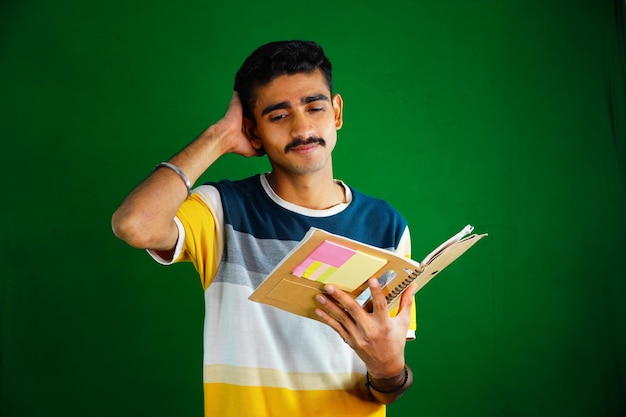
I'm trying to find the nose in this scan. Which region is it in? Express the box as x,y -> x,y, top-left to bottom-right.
290,110 -> 315,140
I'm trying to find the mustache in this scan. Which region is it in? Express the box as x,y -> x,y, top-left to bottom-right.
284,137 -> 326,153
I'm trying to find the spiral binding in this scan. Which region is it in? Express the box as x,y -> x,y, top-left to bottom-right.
385,268 -> 423,304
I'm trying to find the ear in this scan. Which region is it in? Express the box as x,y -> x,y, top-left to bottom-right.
332,94 -> 344,130
243,117 -> 264,152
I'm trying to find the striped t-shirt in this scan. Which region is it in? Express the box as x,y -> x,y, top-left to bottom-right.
150,174 -> 415,417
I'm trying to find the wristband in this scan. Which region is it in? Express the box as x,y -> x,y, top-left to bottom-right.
366,365 -> 409,394
155,162 -> 191,195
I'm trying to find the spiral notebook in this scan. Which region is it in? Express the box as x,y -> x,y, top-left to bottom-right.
249,225 -> 488,321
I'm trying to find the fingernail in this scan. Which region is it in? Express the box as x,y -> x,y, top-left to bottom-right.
325,285 -> 335,294
316,294 -> 326,304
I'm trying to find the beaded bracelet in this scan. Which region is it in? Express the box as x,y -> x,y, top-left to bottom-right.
365,365 -> 409,394
155,162 -> 191,196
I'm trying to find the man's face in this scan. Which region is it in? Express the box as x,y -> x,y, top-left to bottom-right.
247,69 -> 343,178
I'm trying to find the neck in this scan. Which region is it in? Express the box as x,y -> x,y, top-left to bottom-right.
266,171 -> 346,210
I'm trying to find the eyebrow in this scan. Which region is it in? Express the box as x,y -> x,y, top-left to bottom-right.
261,94 -> 330,116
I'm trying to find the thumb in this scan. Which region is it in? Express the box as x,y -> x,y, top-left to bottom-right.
396,283 -> 417,318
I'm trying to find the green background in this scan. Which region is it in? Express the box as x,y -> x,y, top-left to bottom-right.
2,0 -> 625,416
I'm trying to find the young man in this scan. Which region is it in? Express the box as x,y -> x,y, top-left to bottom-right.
112,40 -> 417,416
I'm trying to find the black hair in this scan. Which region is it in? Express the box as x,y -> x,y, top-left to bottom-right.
234,40 -> 333,122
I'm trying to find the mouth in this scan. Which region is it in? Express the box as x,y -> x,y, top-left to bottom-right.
284,137 -> 326,154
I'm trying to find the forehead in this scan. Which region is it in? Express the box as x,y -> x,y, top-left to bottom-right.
253,70 -> 330,110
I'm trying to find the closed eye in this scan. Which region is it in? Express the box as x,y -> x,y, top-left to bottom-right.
307,102 -> 327,114
269,113 -> 288,122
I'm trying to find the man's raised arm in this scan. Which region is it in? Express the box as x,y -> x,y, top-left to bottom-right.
111,92 -> 258,252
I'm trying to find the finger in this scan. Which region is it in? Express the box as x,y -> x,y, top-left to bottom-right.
367,278 -> 389,316
322,284 -> 368,323
314,307 -> 350,341
396,282 -> 418,320
315,292 -> 356,327
229,91 -> 242,107
314,295 -> 353,341
225,91 -> 243,120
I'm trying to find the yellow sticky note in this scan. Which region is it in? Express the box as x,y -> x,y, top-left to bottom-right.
320,251 -> 387,291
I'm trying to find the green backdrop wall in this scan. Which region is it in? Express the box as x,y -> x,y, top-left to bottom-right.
2,1 -> 625,416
